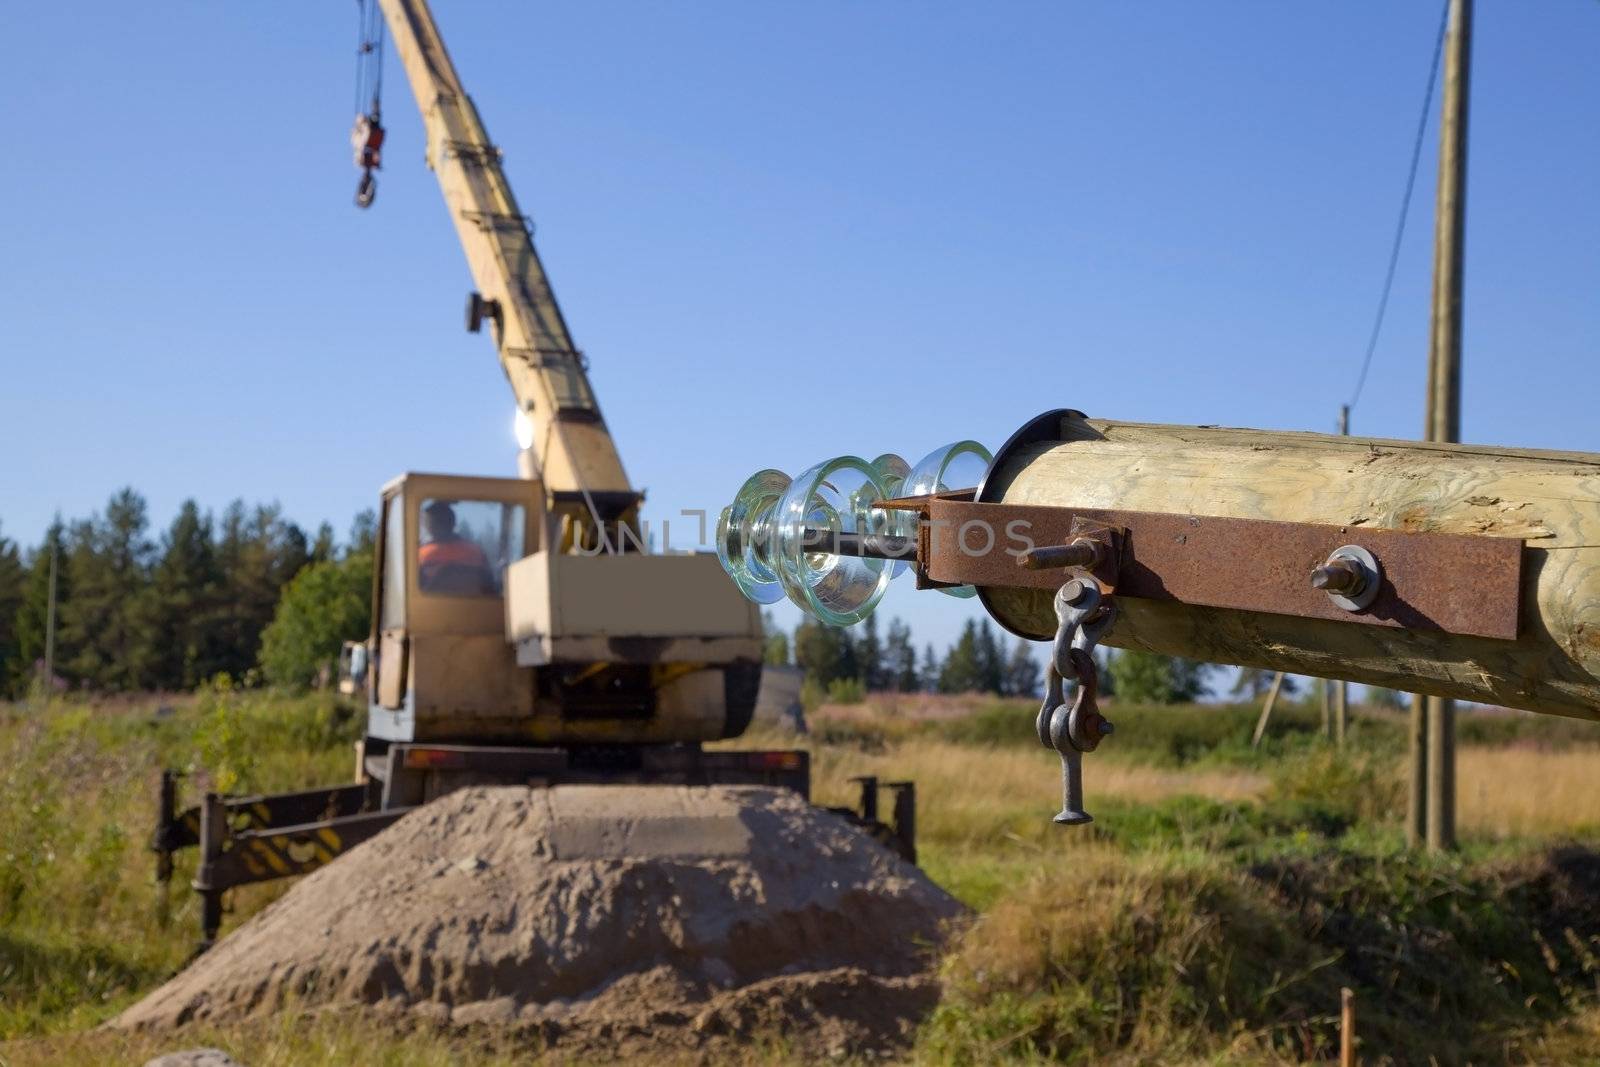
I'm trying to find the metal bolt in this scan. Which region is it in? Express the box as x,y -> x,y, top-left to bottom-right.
1019,538 -> 1100,571
1311,558 -> 1366,595
1058,578 -> 1092,606
1314,545 -> 1383,612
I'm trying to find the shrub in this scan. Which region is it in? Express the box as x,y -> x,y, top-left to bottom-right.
924,849 -> 1346,1063
258,551 -> 371,691
826,677 -> 865,704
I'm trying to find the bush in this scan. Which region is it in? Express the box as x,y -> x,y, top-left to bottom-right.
825,677 -> 865,704
258,551 -> 371,691
925,849 -> 1347,1063
926,844 -> 1600,1064
1107,651 -> 1212,704
1264,747 -> 1404,832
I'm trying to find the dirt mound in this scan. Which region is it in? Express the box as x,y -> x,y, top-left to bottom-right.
115,785 -> 964,1059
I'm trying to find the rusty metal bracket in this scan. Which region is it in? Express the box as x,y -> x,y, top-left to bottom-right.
875,493 -> 1522,641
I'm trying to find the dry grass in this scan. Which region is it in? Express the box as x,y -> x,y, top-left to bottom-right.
1458,744 -> 1600,839
781,723 -> 1600,846
810,738 -> 1265,830
781,733 -> 1269,908
922,846 -> 1343,1065
11,697 -> 1600,1064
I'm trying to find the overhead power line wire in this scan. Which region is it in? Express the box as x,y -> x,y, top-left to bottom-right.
1347,0 -> 1451,417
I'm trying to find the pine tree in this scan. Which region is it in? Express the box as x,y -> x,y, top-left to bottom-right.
1109,650 -> 1170,704
919,643 -> 941,693
858,614 -> 884,691
1109,651 -> 1215,704
794,621 -> 849,686
974,620 -> 1004,694
835,626 -> 860,685
150,501 -> 224,689
14,520 -> 66,693
0,522 -> 23,695
938,620 -> 983,694
1168,657 -> 1215,703
1001,638 -> 1041,698
309,522 -> 338,564
885,618 -> 917,692
213,502 -> 311,680
348,510 -> 378,555
1096,649 -> 1116,697
58,489 -> 158,690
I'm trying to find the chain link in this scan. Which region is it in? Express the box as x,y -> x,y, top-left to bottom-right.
1035,579 -> 1117,824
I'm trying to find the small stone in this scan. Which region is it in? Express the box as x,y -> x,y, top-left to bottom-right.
144,1050 -> 245,1067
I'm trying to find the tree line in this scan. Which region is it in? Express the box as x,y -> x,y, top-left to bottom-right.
764,613 -> 1045,701
0,487 -> 1226,705
763,611 -> 1222,705
0,489 -> 373,697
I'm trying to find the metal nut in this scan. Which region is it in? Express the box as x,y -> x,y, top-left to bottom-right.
1314,545 -> 1382,612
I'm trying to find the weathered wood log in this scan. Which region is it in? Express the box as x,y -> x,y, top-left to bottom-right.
978,413 -> 1600,720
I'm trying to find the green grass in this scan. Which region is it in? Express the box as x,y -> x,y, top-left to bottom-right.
4,690 -> 1600,1064
0,686 -> 359,1042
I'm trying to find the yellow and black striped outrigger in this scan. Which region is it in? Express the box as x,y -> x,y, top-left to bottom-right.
154,770 -> 404,949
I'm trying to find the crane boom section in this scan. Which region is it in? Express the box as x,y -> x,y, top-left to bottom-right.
377,0 -> 633,505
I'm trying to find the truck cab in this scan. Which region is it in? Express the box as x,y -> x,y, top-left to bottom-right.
352,472 -> 765,748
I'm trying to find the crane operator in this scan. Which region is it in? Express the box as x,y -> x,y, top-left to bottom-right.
419,501 -> 493,593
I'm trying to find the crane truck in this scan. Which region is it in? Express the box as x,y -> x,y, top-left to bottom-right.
152,0 -> 914,949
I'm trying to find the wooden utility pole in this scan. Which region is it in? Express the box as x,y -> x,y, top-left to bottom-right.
1333,406 -> 1350,748
1340,987 -> 1357,1067
1422,0 -> 1472,853
1407,689 -> 1427,846
1252,671 -> 1286,749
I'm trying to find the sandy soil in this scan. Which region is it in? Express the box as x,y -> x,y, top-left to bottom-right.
114,785 -> 965,1061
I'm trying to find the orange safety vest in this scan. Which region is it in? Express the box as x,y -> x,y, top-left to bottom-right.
419,538 -> 487,569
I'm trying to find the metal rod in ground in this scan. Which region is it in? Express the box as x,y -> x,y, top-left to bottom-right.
1251,672 -> 1286,749
1341,987 -> 1356,1067
1423,0 -> 1471,854
1408,691 -> 1428,848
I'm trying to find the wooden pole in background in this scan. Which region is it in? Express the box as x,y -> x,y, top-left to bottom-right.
1340,987 -> 1356,1067
1334,406 -> 1350,748
1252,671 -> 1286,749
1423,0 -> 1471,853
1407,691 -> 1427,848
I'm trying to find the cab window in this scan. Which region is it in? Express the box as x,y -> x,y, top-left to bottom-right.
379,496 -> 406,629
418,498 -> 525,596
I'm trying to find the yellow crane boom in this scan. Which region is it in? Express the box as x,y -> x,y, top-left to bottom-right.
377,0 -> 637,539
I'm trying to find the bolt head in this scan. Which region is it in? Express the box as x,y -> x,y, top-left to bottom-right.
1059,579 -> 1091,606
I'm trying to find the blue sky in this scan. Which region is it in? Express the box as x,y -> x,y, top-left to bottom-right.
2,2 -> 1597,655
